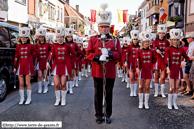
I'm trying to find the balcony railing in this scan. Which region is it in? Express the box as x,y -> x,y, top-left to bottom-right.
146,5 -> 161,18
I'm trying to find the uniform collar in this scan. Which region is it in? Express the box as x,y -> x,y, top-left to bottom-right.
58,42 -> 65,45
21,42 -> 28,45
172,46 -> 179,49
143,47 -> 149,50
98,34 -> 111,38
159,39 -> 164,41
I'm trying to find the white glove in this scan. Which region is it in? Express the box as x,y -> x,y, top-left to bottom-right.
99,55 -> 108,61
101,48 -> 108,55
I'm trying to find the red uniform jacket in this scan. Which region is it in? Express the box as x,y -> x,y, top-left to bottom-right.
48,43 -> 76,75
83,49 -> 90,65
135,48 -> 157,79
69,42 -> 84,69
153,39 -> 170,70
127,45 -> 139,71
121,47 -> 128,66
35,43 -> 51,69
14,43 -> 40,75
86,35 -> 122,78
165,46 -> 189,79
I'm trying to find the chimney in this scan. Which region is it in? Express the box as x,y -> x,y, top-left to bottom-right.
66,0 -> 69,5
76,5 -> 79,12
135,11 -> 137,16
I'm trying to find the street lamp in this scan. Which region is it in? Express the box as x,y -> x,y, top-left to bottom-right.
174,0 -> 179,15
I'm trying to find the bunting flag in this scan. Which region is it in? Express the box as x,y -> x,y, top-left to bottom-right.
90,9 -> 101,23
150,14 -> 159,22
113,30 -> 118,36
117,10 -> 128,23
110,25 -> 115,34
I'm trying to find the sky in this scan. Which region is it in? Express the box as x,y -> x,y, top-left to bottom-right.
69,0 -> 144,31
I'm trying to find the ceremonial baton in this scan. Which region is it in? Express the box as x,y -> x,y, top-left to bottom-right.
99,31 -> 108,123
156,47 -> 164,58
160,53 -> 164,58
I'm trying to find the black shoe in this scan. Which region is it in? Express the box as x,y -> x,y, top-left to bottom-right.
96,117 -> 102,124
106,117 -> 111,124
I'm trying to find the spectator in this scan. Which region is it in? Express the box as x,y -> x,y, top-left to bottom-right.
182,34 -> 194,95
179,38 -> 189,92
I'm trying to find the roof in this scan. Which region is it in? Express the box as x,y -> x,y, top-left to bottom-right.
64,4 -> 84,21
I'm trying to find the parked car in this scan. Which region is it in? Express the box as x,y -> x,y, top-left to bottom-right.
0,22 -> 37,102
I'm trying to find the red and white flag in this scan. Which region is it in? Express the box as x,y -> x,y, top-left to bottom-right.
159,7 -> 167,21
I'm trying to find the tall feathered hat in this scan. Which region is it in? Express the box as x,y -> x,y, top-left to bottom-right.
123,37 -> 131,45
139,31 -> 152,41
157,24 -> 167,34
73,36 -> 78,43
65,28 -> 74,36
96,3 -> 112,26
130,30 -> 139,40
83,42 -> 88,49
55,27 -> 66,36
78,37 -> 83,43
46,33 -> 54,41
19,27 -> 30,37
37,28 -> 46,36
170,28 -> 182,39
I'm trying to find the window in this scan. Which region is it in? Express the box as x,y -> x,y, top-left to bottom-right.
57,7 -> 59,20
53,8 -> 55,20
48,5 -> 50,19
170,5 -> 174,16
39,2 -> 42,16
144,9 -> 145,17
0,27 -> 10,48
190,0 -> 194,14
152,0 -> 154,6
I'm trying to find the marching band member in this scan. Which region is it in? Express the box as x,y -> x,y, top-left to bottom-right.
165,29 -> 189,109
86,3 -> 122,124
121,37 -> 130,83
125,30 -> 140,96
46,33 -> 54,86
46,27 -> 76,106
153,24 -> 170,97
150,33 -> 157,88
65,28 -> 84,93
136,31 -> 157,109
13,27 -> 40,105
72,36 -> 82,86
35,28 -> 51,94
77,37 -> 84,80
83,42 -> 89,77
